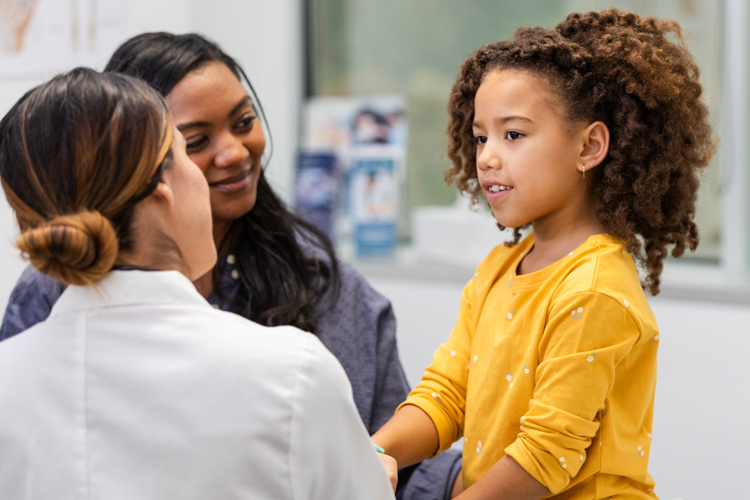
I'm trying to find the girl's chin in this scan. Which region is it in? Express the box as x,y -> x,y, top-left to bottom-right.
492,214 -> 530,230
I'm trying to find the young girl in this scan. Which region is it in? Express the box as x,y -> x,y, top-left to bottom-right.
372,8 -> 714,500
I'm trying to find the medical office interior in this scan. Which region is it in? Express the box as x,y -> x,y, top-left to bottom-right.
0,0 -> 746,498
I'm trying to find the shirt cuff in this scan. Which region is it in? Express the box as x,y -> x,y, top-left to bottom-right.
505,436 -> 571,495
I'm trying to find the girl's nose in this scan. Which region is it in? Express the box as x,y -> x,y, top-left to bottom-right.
477,141 -> 501,171
213,132 -> 249,168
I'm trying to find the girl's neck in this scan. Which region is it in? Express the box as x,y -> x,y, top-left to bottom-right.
517,197 -> 606,275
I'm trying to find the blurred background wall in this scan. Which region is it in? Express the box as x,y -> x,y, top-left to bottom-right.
0,1 -> 747,498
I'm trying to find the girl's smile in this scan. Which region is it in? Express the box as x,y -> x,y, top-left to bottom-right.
482,181 -> 514,203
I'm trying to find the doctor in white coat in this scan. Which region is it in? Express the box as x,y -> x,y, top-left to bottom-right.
0,67 -> 396,499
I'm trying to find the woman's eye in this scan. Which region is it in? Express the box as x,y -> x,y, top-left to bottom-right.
185,136 -> 207,151
235,115 -> 256,130
475,135 -> 488,145
506,131 -> 523,141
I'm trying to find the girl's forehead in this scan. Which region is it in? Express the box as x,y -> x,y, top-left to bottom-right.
475,69 -> 568,123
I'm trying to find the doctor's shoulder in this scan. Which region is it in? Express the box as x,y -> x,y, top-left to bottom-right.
205,306 -> 352,389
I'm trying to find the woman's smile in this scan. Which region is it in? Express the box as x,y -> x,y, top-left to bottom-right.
210,169 -> 252,193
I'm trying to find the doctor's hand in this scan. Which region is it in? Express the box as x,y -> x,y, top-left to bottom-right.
376,451 -> 398,492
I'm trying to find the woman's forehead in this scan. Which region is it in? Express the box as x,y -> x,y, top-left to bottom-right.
165,61 -> 251,123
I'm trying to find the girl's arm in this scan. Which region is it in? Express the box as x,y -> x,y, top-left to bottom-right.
455,456 -> 549,500
373,406 -> 549,500
371,404 -> 439,468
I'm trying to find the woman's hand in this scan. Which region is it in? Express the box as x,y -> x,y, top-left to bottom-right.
376,451 -> 398,492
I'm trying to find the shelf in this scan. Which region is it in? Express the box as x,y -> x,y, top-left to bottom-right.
344,246 -> 750,306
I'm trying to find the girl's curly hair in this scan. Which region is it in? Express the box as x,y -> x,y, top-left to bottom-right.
445,8 -> 716,295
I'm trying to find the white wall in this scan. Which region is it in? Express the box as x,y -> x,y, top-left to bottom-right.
0,0 -> 301,311
368,276 -> 749,500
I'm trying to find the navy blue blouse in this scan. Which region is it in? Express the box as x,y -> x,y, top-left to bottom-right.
1,256 -> 461,499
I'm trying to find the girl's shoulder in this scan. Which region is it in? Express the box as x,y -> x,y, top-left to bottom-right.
552,235 -> 655,327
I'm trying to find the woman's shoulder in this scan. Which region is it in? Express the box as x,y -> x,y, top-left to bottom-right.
296,232 -> 388,303
1,266 -> 66,340
12,265 -> 66,297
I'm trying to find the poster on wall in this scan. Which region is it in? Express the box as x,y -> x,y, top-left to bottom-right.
0,0 -> 133,77
350,155 -> 398,257
300,95 -> 406,257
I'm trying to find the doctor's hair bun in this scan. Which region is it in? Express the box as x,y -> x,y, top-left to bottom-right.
16,211 -> 118,287
0,67 -> 171,286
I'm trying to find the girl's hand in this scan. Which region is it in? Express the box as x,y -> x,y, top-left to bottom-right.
451,467 -> 463,498
376,452 -> 398,492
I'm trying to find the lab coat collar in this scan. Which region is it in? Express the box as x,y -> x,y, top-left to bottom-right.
48,270 -> 209,318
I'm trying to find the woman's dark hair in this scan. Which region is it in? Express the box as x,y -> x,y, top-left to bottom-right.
106,32 -> 340,333
0,68 -> 172,286
445,8 -> 716,295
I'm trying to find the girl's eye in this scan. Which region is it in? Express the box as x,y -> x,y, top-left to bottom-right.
475,135 -> 488,145
505,131 -> 523,141
185,136 -> 208,151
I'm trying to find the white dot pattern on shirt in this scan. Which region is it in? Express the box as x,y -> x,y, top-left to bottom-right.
226,254 -> 236,265
231,269 -> 240,280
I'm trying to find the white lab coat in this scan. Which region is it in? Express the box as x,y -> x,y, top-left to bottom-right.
0,270 -> 394,500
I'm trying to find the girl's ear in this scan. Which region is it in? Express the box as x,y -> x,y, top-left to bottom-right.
578,121 -> 610,172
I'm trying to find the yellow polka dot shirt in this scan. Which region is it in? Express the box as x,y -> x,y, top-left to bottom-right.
400,234 -> 660,498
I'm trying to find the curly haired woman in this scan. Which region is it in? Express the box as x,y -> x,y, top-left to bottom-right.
372,8 -> 715,500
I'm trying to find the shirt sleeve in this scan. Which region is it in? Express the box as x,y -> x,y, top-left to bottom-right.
0,266 -> 65,341
399,277 -> 475,455
505,292 -> 640,494
289,336 -> 395,500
